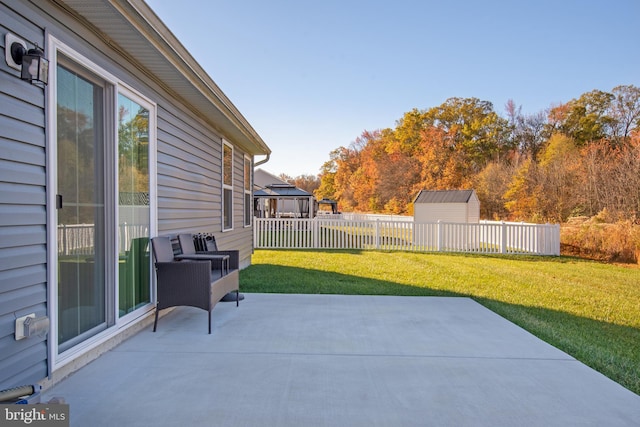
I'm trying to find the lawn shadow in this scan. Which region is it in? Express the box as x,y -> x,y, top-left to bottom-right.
240,263 -> 460,297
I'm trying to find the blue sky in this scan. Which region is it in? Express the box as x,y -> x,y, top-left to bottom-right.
146,0 -> 640,177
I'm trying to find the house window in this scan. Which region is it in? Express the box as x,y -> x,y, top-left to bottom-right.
244,156 -> 252,227
222,141 -> 233,230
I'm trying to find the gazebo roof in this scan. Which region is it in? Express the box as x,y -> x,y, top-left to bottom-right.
254,184 -> 313,198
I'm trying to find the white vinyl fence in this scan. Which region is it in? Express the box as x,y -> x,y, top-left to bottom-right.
254,218 -> 560,255
339,213 -> 413,222
57,223 -> 149,256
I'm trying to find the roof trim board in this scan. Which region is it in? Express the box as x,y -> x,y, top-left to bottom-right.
55,0 -> 270,156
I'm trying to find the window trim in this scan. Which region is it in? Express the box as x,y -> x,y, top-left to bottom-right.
222,140 -> 234,231
243,155 -> 252,227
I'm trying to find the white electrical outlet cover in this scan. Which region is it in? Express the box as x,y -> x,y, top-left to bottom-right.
15,313 -> 36,340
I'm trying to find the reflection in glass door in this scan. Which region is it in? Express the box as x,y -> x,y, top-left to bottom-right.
56,64 -> 107,352
117,94 -> 151,316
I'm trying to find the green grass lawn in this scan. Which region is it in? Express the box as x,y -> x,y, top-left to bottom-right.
240,249 -> 640,395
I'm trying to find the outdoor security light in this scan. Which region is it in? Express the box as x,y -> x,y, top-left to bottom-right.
10,41 -> 49,85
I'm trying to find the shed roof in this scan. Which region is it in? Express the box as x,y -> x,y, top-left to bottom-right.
413,189 -> 476,204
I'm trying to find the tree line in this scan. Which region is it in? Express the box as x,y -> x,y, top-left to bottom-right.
306,85 -> 640,223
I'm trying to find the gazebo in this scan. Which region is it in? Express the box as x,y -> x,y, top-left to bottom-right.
317,198 -> 339,215
254,184 -> 315,218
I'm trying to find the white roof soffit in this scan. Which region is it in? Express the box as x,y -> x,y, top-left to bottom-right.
56,0 -> 271,156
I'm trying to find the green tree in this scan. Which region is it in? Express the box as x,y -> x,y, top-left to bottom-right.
425,97 -> 513,173
387,109 -> 428,156
551,90 -> 614,145
315,150 -> 339,201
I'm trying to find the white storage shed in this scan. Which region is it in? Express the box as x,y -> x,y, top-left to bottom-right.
413,190 -> 480,223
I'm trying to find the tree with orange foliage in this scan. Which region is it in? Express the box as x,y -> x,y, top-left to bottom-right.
315,86 -> 640,222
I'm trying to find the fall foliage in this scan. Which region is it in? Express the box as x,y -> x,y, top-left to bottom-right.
313,85 -> 640,223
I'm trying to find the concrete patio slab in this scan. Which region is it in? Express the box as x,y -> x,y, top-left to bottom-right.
42,294 -> 640,426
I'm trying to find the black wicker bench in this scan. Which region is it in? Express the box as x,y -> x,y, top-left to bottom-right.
150,235 -> 240,333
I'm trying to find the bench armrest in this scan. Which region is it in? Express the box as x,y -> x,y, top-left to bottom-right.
195,250 -> 239,270
154,261 -> 211,310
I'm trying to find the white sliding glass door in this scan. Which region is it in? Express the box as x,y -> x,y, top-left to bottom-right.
51,44 -> 156,358
56,63 -> 108,352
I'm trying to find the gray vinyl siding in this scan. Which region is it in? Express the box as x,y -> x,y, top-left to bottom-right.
156,106 -> 223,232
0,1 -> 49,389
1,0 -> 260,389
155,105 -> 255,266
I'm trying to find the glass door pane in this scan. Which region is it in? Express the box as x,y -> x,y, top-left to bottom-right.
56,64 -> 107,352
117,94 -> 151,316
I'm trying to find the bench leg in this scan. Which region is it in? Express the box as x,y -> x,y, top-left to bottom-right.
153,305 -> 159,332
236,290 -> 239,307
208,309 -> 212,334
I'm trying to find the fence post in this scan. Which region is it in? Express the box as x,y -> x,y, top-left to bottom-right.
542,222 -> 550,256
437,220 -> 442,252
253,219 -> 258,248
313,217 -> 318,249
375,219 -> 380,250
123,221 -> 128,251
501,221 -> 507,254
410,222 -> 415,252
62,224 -> 67,256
